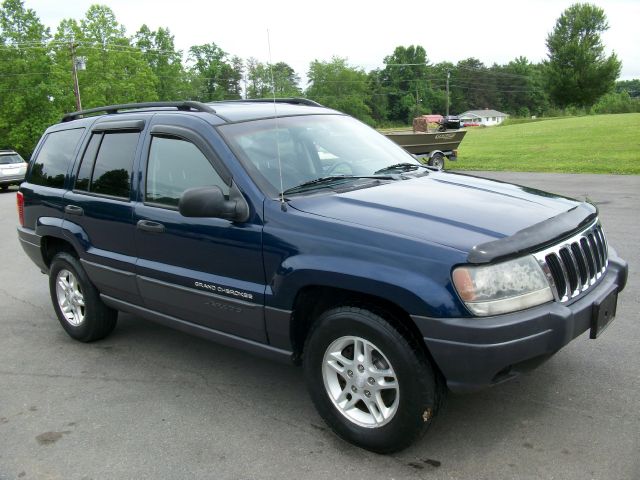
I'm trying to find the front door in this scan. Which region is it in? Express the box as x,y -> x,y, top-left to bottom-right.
133,120 -> 266,342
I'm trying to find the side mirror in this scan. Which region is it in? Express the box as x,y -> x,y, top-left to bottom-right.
178,182 -> 249,222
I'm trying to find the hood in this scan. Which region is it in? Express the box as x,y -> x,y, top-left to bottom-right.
288,171 -> 584,254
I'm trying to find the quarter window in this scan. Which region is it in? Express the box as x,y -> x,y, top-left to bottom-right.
29,128 -> 84,188
145,136 -> 229,207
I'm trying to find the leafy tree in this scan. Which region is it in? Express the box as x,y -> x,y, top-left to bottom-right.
615,79 -> 640,98
365,69 -> 389,124
493,57 -> 549,116
379,45 -> 432,123
135,25 -> 189,100
306,57 -> 373,124
188,42 -> 242,101
0,0 -> 56,157
449,58 -> 499,113
246,58 -> 301,98
49,5 -> 157,112
592,91 -> 640,113
545,3 -> 621,108
271,62 -> 301,97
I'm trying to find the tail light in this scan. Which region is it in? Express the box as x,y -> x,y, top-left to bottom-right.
16,191 -> 24,227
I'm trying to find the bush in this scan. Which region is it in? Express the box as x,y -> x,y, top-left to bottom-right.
591,91 -> 640,114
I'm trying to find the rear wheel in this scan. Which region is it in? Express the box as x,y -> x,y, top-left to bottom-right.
303,306 -> 445,453
49,252 -> 117,342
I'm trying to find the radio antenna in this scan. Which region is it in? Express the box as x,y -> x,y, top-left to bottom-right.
267,29 -> 286,211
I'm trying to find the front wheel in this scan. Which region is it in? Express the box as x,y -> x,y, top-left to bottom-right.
303,306 -> 445,453
49,252 -> 117,342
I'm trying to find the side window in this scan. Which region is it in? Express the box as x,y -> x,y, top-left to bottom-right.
75,133 -> 102,191
145,136 -> 229,208
29,128 -> 84,188
74,131 -> 139,199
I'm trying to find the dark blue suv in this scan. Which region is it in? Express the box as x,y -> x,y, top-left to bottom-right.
17,100 -> 628,452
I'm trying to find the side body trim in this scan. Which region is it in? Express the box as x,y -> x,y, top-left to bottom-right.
101,294 -> 293,363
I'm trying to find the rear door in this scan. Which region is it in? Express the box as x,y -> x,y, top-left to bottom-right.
133,117 -> 266,342
63,119 -> 145,305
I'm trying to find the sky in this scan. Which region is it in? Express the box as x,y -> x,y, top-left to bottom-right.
23,0 -> 640,84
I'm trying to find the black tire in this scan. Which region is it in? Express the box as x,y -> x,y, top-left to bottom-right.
49,252 -> 117,342
303,305 -> 445,453
0,185 -> 9,191
428,153 -> 445,169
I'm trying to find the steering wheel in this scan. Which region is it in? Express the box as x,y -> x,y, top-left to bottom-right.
325,161 -> 353,175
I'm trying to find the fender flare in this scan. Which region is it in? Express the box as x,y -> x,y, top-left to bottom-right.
268,254 -> 463,319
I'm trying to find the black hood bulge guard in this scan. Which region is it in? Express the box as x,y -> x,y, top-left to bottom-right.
467,203 -> 598,264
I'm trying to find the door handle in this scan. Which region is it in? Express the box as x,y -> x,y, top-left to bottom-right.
64,205 -> 84,216
136,219 -> 165,233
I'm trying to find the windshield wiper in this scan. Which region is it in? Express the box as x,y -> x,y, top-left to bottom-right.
282,175 -> 394,195
373,163 -> 428,175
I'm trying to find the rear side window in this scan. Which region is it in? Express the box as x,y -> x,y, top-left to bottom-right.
29,128 -> 84,188
74,132 -> 139,199
0,153 -> 25,164
145,136 -> 229,207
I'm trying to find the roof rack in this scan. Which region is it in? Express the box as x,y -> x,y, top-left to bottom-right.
211,98 -> 324,107
61,101 -> 216,123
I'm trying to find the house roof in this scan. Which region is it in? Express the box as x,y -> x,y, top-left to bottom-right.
459,110 -> 508,118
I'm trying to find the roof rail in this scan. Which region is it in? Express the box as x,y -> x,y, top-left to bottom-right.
212,98 -> 324,107
61,101 -> 216,122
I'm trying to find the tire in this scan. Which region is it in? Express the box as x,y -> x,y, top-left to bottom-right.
428,153 -> 445,170
49,252 -> 117,342
303,306 -> 445,453
0,185 -> 8,191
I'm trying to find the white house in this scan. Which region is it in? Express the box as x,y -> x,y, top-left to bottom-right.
459,109 -> 509,126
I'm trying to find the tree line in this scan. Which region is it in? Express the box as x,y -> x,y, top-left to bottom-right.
0,0 -> 637,158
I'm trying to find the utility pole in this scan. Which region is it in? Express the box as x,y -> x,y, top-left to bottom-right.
446,69 -> 450,116
70,41 -> 82,112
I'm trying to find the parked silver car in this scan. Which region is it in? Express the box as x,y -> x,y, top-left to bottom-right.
0,150 -> 28,190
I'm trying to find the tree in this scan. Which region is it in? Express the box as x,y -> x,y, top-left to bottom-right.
306,57 -> 373,124
188,42 -> 242,101
493,57 -> 549,116
545,3 -> 621,108
379,45 -> 432,123
449,58 -> 499,113
246,58 -> 301,98
49,5 -> 158,112
616,79 -> 640,98
0,0 -> 57,157
135,25 -> 189,100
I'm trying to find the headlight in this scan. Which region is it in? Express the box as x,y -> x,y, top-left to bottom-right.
452,255 -> 553,316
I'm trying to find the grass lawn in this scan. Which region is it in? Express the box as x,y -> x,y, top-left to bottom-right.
452,113 -> 640,174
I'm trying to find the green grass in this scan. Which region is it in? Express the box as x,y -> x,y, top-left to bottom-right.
454,113 -> 640,174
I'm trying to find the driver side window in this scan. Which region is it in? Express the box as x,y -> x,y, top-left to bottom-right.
145,136 -> 229,208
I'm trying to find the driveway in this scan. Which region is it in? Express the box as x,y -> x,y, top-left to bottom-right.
0,172 -> 638,480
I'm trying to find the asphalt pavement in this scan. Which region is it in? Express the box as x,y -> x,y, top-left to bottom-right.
0,172 -> 638,480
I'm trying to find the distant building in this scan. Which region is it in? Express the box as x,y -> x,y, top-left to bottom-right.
459,109 -> 509,126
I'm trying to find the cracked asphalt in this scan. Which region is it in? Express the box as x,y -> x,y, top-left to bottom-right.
0,172 -> 638,480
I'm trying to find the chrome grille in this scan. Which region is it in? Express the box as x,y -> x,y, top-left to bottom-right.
533,221 -> 608,302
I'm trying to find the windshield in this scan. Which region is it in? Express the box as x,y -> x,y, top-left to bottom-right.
219,115 -> 421,196
0,153 -> 25,165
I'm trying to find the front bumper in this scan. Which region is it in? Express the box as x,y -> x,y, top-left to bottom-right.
412,252 -> 628,393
